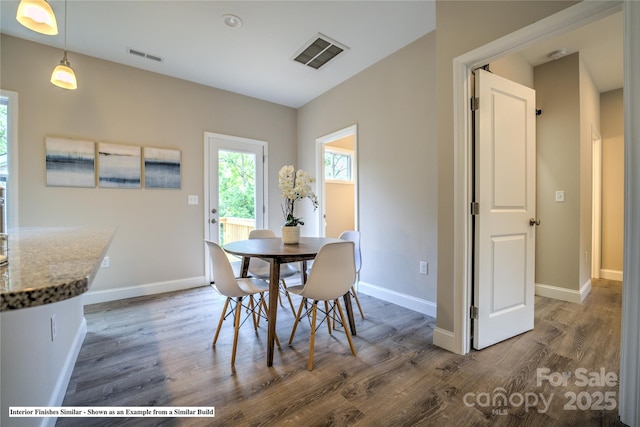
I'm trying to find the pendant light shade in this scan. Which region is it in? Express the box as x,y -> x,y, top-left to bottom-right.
16,0 -> 58,35
51,52 -> 77,90
50,0 -> 77,90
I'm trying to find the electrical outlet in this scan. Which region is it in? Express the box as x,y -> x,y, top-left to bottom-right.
101,256 -> 110,268
420,261 -> 428,275
50,314 -> 57,341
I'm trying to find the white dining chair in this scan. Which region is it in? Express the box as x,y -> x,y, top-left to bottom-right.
287,241 -> 357,370
248,229 -> 298,316
206,240 -> 279,367
339,230 -> 365,319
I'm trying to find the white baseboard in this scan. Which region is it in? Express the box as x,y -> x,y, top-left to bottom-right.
600,269 -> 623,281
357,281 -> 437,318
535,280 -> 592,303
42,317 -> 87,427
83,276 -> 207,306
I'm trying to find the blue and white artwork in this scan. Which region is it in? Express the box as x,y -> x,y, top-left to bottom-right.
98,142 -> 141,188
46,137 -> 95,187
144,147 -> 181,189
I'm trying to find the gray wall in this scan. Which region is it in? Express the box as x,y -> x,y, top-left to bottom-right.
298,32 -> 438,304
0,35 -> 297,295
534,54 -> 583,289
534,52 -> 599,294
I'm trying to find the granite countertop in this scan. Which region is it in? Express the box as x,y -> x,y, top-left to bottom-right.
0,227 -> 115,311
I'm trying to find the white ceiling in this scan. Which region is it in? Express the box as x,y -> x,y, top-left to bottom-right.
0,0 -> 436,108
0,2 -> 622,107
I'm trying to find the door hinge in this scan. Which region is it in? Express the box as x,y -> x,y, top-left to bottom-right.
471,97 -> 479,111
471,202 -> 480,215
470,306 -> 479,319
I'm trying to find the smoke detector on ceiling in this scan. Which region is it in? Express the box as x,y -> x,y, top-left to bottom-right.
549,49 -> 568,60
292,33 -> 349,70
222,14 -> 242,29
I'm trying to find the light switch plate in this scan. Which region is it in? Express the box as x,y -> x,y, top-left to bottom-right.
555,191 -> 565,202
188,195 -> 199,205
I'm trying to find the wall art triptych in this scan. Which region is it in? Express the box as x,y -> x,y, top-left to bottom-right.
45,137 -> 181,189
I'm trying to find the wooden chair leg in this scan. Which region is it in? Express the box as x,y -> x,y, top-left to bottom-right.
324,301 -> 332,335
289,297 -> 307,345
308,301 -> 318,371
281,280 -> 296,316
249,295 -> 259,330
351,286 -> 365,319
254,292 -> 267,328
213,297 -> 230,347
335,299 -> 357,357
277,287 -> 284,307
231,297 -> 243,366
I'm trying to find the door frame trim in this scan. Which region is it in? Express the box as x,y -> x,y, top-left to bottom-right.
443,0 -> 623,356
1,90 -> 19,229
203,131 -> 268,282
591,127 -> 602,280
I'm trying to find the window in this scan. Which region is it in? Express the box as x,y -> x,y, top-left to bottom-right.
324,148 -> 352,182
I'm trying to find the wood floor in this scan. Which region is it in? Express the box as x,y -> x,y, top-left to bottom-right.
58,279 -> 623,426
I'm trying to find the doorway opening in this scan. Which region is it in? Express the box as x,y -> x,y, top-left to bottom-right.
316,124 -> 358,238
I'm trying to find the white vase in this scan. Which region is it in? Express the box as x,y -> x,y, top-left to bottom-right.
281,226 -> 300,244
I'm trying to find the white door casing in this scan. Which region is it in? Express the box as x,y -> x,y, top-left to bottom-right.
473,69 -> 536,350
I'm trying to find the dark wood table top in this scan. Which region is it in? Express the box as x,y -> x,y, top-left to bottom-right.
224,237 -> 341,263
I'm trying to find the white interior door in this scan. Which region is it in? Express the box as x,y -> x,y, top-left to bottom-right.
473,69 -> 537,350
204,133 -> 266,280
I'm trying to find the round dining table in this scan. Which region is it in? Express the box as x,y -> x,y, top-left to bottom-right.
223,236 -> 356,367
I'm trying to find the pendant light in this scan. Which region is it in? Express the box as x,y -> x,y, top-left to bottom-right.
50,0 -> 77,90
16,0 -> 58,35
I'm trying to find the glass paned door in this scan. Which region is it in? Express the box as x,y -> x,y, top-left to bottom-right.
205,133 -> 265,249
217,149 -> 258,246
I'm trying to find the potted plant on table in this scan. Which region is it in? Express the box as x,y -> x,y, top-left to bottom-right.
279,165 -> 318,244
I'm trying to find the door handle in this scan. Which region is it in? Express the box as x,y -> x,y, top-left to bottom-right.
211,219 -> 217,224
529,218 -> 541,227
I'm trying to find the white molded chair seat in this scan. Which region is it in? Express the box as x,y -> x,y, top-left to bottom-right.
248,229 -> 298,316
206,240 -> 279,367
287,241 -> 357,370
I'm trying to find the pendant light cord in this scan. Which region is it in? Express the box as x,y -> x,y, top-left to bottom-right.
63,0 -> 67,56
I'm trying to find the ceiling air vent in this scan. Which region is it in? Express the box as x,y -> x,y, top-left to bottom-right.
292,33 -> 348,70
128,48 -> 163,63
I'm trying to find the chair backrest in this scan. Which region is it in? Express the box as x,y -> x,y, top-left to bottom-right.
249,229 -> 276,239
302,241 -> 356,301
248,229 -> 274,273
339,230 -> 361,273
205,240 -> 246,298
